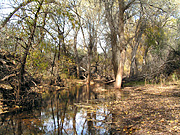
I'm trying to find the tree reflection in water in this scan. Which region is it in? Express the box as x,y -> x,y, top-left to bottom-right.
0,83 -> 128,134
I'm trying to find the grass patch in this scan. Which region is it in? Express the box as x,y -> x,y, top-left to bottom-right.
123,81 -> 146,87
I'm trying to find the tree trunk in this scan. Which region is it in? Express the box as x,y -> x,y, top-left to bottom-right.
17,117 -> 22,135
87,45 -> 92,85
104,0 -> 126,88
87,21 -> 94,85
114,0 -> 126,89
142,46 -> 149,72
104,0 -> 137,88
51,49 -> 57,76
111,31 -> 119,77
130,16 -> 144,77
114,49 -> 126,88
130,44 -> 138,77
74,29 -> 80,78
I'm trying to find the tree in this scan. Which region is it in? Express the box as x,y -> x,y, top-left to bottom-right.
103,0 -> 136,88
102,0 -> 179,88
73,27 -> 80,78
17,0 -> 44,100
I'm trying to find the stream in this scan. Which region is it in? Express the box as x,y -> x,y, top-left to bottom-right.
0,82 -> 130,135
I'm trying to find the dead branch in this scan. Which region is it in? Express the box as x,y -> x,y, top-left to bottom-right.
0,74 -> 17,82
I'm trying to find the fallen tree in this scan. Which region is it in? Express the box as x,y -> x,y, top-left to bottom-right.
0,50 -> 42,113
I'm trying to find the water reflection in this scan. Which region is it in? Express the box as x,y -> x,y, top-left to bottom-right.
0,83 -> 129,135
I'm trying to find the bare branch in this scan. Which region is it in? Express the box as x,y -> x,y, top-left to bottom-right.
1,73 -> 17,82
1,0 -> 35,28
148,4 -> 167,13
124,0 -> 136,12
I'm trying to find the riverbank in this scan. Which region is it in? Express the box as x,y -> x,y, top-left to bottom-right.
0,78 -> 180,134
107,81 -> 180,134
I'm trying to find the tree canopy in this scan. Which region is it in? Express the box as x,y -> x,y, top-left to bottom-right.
0,0 -> 180,88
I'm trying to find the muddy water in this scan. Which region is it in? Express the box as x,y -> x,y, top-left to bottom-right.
0,83 -> 129,135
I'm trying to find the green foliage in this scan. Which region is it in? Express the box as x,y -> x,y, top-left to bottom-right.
145,25 -> 166,55
57,55 -> 76,79
26,49 -> 50,74
169,69 -> 180,82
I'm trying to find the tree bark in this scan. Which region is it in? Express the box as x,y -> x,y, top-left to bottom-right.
87,22 -> 94,86
142,45 -> 149,72
104,0 -> 126,88
111,31 -> 119,77
87,40 -> 93,86
114,49 -> 126,88
114,0 -> 126,89
130,44 -> 138,77
74,29 -> 80,78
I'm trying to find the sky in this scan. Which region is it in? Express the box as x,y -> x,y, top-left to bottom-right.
0,0 -> 14,19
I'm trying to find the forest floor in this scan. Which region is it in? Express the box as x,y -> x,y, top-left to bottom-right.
108,81 -> 180,134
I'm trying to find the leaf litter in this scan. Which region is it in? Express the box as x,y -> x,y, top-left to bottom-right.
106,83 -> 180,134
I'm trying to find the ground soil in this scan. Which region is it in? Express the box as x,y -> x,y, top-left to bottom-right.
108,82 -> 180,134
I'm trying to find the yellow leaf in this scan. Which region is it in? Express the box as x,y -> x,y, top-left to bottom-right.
14,14 -> 20,17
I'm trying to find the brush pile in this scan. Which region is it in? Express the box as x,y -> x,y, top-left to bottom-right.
0,50 -> 41,114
